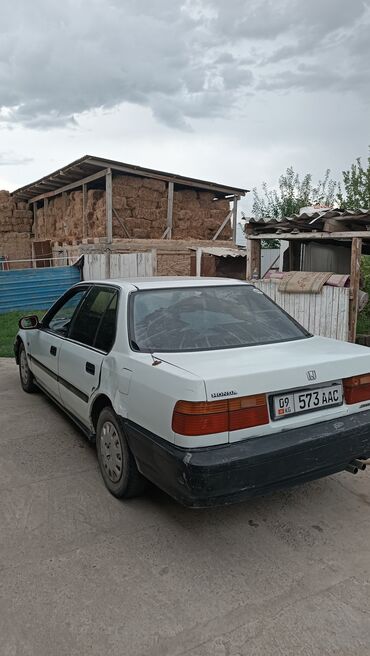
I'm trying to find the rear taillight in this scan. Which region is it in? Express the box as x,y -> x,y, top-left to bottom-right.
344,373 -> 370,404
172,395 -> 269,436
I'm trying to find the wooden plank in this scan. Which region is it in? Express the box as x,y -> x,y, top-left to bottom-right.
249,232 -> 370,241
166,181 -> 174,239
33,202 -> 37,240
246,239 -> 261,279
113,209 -> 131,238
145,252 -> 154,276
105,250 -> 111,279
349,237 -> 362,342
44,198 -> 49,240
313,291 -> 321,336
195,248 -> 202,277
106,169 -> 113,244
129,253 -> 138,277
151,248 -> 157,275
318,288 -> 328,337
212,210 -> 232,240
340,293 -> 347,341
232,196 -> 238,243
28,168 -> 110,204
82,184 -> 87,239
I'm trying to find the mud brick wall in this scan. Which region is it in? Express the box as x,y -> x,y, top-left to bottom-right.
0,191 -> 33,267
157,252 -> 191,276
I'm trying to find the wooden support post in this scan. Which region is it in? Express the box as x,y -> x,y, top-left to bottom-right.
33,202 -> 37,240
82,184 -> 87,239
62,192 -> 67,236
106,169 -> 113,244
349,237 -> 362,343
232,195 -> 238,243
44,198 -> 48,239
166,181 -> 174,239
195,248 -> 202,277
246,238 -> 261,279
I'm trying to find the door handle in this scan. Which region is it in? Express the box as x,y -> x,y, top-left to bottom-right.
86,362 -> 95,375
50,346 -> 57,356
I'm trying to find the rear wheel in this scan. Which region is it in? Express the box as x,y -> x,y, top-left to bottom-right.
96,407 -> 146,499
19,342 -> 36,393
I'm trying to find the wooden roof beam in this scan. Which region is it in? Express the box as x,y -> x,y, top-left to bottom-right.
86,158 -> 244,196
27,168 -> 110,204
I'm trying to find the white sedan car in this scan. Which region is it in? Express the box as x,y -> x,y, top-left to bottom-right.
15,277 -> 370,507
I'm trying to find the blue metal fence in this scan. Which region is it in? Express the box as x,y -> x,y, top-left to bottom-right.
0,266 -> 81,313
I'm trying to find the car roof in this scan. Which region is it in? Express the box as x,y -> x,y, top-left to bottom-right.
81,277 -> 253,291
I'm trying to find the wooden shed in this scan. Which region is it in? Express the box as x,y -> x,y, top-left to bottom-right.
245,209 -> 370,343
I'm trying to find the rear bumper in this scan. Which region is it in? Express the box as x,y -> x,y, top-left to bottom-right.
123,410 -> 370,508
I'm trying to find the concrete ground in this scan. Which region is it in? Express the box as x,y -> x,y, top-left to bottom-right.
1,357 -> 370,656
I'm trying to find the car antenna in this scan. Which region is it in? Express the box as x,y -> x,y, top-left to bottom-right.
150,352 -> 162,366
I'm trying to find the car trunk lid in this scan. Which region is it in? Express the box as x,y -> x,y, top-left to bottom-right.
155,336 -> 370,401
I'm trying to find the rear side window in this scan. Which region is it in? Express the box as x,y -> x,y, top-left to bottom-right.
69,287 -> 118,350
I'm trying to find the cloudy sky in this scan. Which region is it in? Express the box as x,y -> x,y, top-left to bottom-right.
0,0 -> 369,212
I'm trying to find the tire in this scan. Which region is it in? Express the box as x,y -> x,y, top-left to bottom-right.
19,342 -> 36,393
96,406 -> 146,499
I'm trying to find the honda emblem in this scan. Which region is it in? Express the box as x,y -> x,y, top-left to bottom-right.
306,370 -> 317,381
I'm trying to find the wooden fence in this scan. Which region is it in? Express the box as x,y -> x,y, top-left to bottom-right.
83,252 -> 154,281
254,280 -> 350,341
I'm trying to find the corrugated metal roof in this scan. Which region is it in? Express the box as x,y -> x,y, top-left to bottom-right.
12,154 -> 248,202
189,247 -> 247,257
247,208 -> 370,234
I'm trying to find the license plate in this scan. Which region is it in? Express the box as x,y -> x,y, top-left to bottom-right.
272,383 -> 343,420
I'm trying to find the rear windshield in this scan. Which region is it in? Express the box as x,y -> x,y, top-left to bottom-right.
129,285 -> 309,353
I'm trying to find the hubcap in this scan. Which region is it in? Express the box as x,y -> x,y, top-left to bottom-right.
100,421 -> 123,483
20,349 -> 29,384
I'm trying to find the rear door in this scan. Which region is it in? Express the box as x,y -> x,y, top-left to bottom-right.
29,286 -> 88,400
58,285 -> 119,425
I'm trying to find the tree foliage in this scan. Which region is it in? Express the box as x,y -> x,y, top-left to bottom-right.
337,150 -> 370,209
252,150 -> 370,223
252,167 -> 337,219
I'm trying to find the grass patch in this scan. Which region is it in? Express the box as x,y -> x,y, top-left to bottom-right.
0,310 -> 44,357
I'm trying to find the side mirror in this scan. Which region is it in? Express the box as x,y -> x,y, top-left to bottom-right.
19,315 -> 39,330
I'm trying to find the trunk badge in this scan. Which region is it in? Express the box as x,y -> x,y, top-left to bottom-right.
306,370 -> 317,381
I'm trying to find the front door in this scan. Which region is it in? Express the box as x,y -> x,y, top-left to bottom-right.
58,285 -> 119,425
29,287 -> 88,399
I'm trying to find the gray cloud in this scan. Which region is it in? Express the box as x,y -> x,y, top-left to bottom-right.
0,152 -> 33,166
0,0 -> 368,130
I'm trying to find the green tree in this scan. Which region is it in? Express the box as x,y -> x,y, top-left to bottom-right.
337,150 -> 370,209
252,166 -> 337,219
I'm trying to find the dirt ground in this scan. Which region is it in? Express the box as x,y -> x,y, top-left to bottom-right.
1,356 -> 370,656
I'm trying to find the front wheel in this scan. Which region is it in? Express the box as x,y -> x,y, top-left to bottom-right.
19,342 -> 36,393
96,407 -> 146,499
